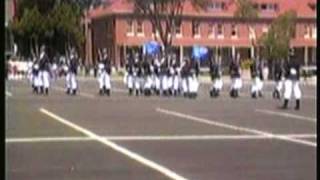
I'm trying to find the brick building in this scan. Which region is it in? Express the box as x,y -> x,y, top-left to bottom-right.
84,0 -> 316,69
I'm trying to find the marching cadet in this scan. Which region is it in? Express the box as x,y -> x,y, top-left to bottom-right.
142,56 -> 153,96
250,56 -> 264,98
152,55 -> 161,95
282,49 -> 301,110
229,53 -> 242,98
66,49 -> 79,95
272,59 -> 284,99
38,45 -> 51,95
180,58 -> 191,97
160,54 -> 169,96
98,48 -> 112,96
209,56 -> 223,97
133,53 -> 143,96
188,58 -> 200,98
171,55 -> 180,96
31,56 -> 40,93
125,53 -> 135,95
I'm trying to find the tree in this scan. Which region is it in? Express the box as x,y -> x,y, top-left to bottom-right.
9,0 -> 85,58
128,0 -> 209,59
258,10 -> 297,62
234,0 -> 258,58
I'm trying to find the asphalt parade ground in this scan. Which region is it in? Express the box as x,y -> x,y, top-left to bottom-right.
5,78 -> 317,180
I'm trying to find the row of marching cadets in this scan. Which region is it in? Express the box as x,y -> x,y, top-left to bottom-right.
124,42 -> 202,98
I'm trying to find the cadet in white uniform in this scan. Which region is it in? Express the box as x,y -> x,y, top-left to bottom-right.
66,49 -> 79,95
188,58 -> 200,98
38,45 -> 51,95
97,48 -> 112,96
282,50 -> 301,110
272,60 -> 284,99
209,57 -> 223,97
250,57 -> 264,98
229,53 -> 242,98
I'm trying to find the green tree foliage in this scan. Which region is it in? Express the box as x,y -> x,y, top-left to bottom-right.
258,10 -> 297,61
9,0 -> 84,58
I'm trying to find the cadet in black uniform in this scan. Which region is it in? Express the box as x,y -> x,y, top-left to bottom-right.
125,53 -> 135,95
250,57 -> 264,98
32,57 -> 40,93
133,53 -> 143,96
188,58 -> 200,98
152,56 -> 161,95
97,48 -> 112,96
209,56 -> 223,97
38,45 -> 51,95
272,60 -> 284,99
229,53 -> 242,98
66,49 -> 79,95
160,55 -> 169,96
282,49 -> 301,110
142,57 -> 153,96
180,58 -> 191,97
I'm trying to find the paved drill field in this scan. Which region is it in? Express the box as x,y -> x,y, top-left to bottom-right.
5,78 -> 317,180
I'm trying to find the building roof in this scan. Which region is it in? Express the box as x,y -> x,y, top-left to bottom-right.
88,0 -> 316,20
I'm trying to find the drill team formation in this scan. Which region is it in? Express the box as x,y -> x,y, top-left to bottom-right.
27,44 -> 302,110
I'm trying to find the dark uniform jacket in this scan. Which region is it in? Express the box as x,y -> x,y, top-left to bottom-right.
209,62 -> 222,80
39,53 -> 50,71
180,61 -> 191,78
134,59 -> 142,77
273,61 -> 283,81
229,61 -> 241,78
125,58 -> 134,75
69,56 -> 78,74
99,56 -> 112,74
190,60 -> 200,77
142,60 -> 152,76
250,60 -> 263,80
284,58 -> 300,81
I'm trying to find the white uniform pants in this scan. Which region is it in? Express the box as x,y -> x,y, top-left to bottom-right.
134,75 -> 142,90
161,75 -> 168,91
39,71 -> 50,88
275,80 -> 283,92
182,78 -> 189,93
284,80 -> 301,100
144,76 -> 153,89
173,75 -> 179,91
127,74 -> 134,89
251,77 -> 263,93
188,76 -> 199,93
66,72 -> 77,90
212,78 -> 223,90
154,75 -> 161,90
34,73 -> 41,87
98,71 -> 111,89
167,76 -> 173,90
231,78 -> 242,90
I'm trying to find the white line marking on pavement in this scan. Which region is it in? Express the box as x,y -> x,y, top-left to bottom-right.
156,108 -> 316,147
39,108 -> 188,180
6,134 -> 317,143
6,91 -> 12,97
255,109 -> 316,122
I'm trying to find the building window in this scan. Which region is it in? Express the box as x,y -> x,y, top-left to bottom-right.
304,25 -> 310,39
137,20 -> 144,36
217,23 -> 224,39
261,4 -> 267,10
231,24 -> 238,38
174,21 -> 182,37
126,19 -> 134,36
208,1 -> 226,11
208,23 -> 215,38
312,25 -> 316,39
192,21 -> 201,38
